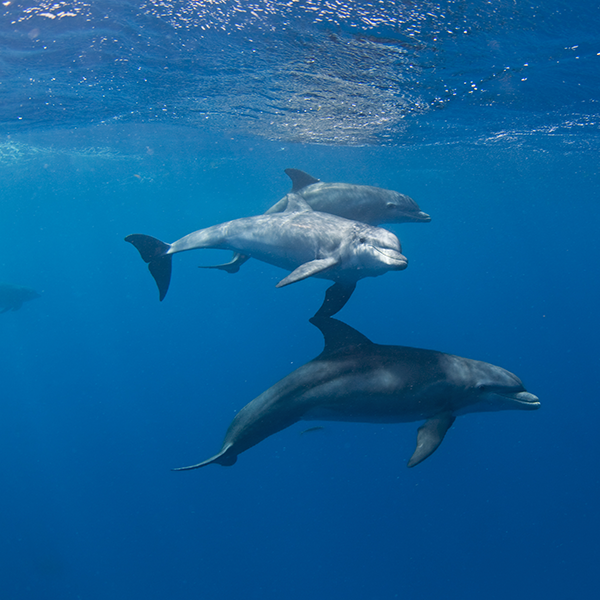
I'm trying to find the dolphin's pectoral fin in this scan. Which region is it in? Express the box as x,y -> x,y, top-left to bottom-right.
313,282 -> 357,319
125,234 -> 172,301
172,444 -> 237,471
198,252 -> 249,274
285,168 -> 320,192
407,412 -> 455,468
276,257 -> 339,288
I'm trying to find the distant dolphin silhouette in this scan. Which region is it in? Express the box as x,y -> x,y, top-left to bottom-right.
0,283 -> 40,313
125,195 -> 408,317
207,168 -> 430,274
174,317 -> 540,471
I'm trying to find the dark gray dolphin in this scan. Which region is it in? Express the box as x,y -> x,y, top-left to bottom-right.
174,317 -> 540,471
0,283 -> 41,313
125,195 -> 408,318
208,168 -> 429,274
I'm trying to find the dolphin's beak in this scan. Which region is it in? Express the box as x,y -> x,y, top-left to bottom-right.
507,391 -> 540,409
417,211 -> 431,222
373,247 -> 408,269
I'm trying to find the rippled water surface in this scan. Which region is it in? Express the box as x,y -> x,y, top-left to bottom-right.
2,0 -> 599,145
1,2 -> 599,600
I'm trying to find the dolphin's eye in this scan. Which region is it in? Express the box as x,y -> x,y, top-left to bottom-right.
386,202 -> 396,210
359,237 -> 366,243
477,384 -> 487,391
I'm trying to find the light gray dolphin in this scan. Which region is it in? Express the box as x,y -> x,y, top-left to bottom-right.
0,283 -> 41,313
208,168 -> 430,274
125,195 -> 408,318
174,317 -> 540,471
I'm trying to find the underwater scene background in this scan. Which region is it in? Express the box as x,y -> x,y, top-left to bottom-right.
1,1 -> 599,599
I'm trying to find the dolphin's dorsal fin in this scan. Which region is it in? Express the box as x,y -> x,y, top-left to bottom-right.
309,316 -> 374,357
285,168 -> 320,192
407,412 -> 455,468
283,192 -> 313,213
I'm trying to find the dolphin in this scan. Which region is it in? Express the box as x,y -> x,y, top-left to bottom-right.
270,168 -> 431,224
174,317 -> 540,471
125,195 -> 408,318
207,168 -> 430,274
0,283 -> 41,313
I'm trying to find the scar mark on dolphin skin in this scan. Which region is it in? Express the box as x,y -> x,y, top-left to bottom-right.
300,426 -> 325,435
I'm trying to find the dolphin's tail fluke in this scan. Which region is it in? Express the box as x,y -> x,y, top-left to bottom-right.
313,282 -> 356,319
172,444 -> 237,471
125,234 -> 172,301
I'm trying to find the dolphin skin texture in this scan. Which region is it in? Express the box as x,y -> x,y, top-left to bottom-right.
0,283 -> 41,313
125,195 -> 408,318
174,317 -> 540,471
208,168 -> 430,274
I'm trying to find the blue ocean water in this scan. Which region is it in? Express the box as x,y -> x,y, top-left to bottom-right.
1,1 -> 599,599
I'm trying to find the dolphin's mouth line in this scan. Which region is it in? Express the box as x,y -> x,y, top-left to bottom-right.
372,246 -> 407,263
502,391 -> 541,407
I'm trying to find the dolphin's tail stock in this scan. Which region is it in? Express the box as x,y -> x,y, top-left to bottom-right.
125,234 -> 172,301
314,282 -> 356,319
172,444 -> 237,471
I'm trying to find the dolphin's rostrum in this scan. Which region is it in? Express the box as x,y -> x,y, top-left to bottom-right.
125,195 -> 408,317
174,317 -> 540,471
